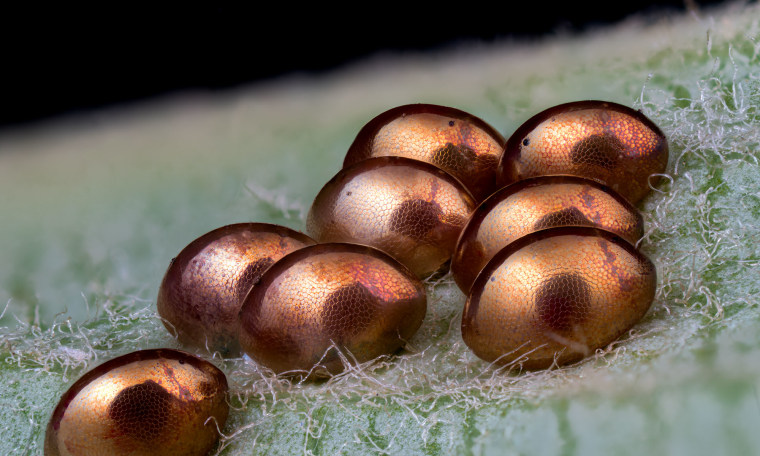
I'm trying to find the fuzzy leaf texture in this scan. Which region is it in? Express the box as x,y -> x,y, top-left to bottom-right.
1,3 -> 759,455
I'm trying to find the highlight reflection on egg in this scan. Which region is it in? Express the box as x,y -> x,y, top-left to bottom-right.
238,243 -> 426,377
451,175 -> 643,294
344,104 -> 506,201
307,156 -> 476,278
498,100 -> 668,203
45,349 -> 229,456
157,223 -> 315,354
462,227 -> 656,370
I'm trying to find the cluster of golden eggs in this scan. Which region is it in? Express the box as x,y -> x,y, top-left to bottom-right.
46,101 -> 667,456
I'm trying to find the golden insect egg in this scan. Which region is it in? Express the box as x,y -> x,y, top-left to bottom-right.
343,104 -> 506,202
157,223 -> 316,354
307,156 -> 476,278
238,243 -> 427,377
45,349 -> 229,456
497,100 -> 668,203
451,175 -> 644,294
462,227 -> 656,370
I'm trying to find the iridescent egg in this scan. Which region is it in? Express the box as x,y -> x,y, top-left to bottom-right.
45,349 -> 228,456
498,100 -> 668,203
307,156 -> 476,278
238,243 -> 426,376
462,227 -> 656,370
157,223 -> 315,353
344,104 -> 506,201
451,175 -> 643,293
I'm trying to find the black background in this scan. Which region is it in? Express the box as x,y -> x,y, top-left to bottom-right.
1,2 -> 721,128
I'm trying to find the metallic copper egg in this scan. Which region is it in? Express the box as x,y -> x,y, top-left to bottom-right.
306,156 -> 476,278
45,349 -> 229,456
343,104 -> 506,202
451,175 -> 643,294
157,223 -> 316,354
462,227 -> 656,370
497,100 -> 668,203
238,243 -> 427,376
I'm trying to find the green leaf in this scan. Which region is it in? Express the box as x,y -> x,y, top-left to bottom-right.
2,4 -> 760,455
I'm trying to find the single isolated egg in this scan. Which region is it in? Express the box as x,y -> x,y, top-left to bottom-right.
462,227 -> 656,370
344,104 -> 506,202
45,349 -> 229,456
451,175 -> 643,294
238,243 -> 427,377
157,223 -> 315,354
498,100 -> 668,203
307,156 -> 476,278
